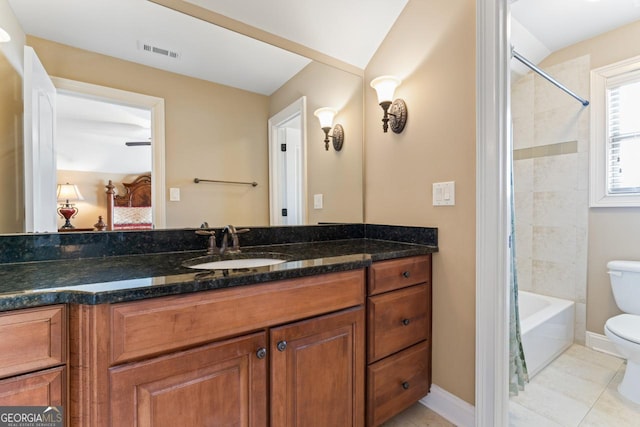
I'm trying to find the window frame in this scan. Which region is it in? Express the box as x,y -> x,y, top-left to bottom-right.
590,55 -> 640,207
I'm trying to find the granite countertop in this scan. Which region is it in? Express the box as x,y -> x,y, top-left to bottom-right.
0,239 -> 437,311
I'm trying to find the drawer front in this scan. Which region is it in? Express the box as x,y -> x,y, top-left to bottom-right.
0,306 -> 66,379
110,269 -> 365,364
368,255 -> 431,296
367,341 -> 430,427
368,284 -> 430,362
0,366 -> 66,407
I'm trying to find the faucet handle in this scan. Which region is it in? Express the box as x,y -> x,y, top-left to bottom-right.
196,229 -> 215,236
235,228 -> 250,234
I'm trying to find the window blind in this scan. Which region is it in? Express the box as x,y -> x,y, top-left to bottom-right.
607,80 -> 640,194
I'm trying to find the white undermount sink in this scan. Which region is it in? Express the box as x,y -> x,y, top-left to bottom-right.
183,252 -> 290,270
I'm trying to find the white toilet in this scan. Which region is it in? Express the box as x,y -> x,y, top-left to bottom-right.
605,260 -> 640,404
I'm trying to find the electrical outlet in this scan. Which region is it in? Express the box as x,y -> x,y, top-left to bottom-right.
314,194 -> 323,209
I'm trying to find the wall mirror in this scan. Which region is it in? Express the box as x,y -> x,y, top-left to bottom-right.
0,0 -> 364,234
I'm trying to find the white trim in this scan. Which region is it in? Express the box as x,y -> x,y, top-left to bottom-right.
50,77 -> 166,229
267,96 -> 308,226
590,55 -> 640,207
476,1 -> 511,426
420,385 -> 476,427
586,331 -> 623,358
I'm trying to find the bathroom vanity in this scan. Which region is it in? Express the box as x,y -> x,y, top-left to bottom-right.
0,225 -> 436,426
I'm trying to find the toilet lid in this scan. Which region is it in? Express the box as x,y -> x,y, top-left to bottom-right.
606,314 -> 640,345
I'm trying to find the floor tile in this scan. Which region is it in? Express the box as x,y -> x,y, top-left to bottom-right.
511,381 -> 591,426
510,345 -> 639,427
509,401 -> 564,427
381,403 -> 455,427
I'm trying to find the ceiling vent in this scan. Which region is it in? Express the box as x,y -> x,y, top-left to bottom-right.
137,41 -> 180,59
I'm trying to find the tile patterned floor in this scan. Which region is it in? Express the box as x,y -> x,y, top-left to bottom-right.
510,344 -> 640,426
381,402 -> 455,426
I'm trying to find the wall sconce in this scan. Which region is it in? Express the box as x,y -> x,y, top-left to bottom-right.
0,27 -> 10,43
56,183 -> 84,229
370,75 -> 408,134
313,107 -> 344,151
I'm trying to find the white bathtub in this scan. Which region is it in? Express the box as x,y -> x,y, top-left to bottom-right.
518,291 -> 575,378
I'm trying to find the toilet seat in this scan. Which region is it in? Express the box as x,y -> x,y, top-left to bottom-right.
606,314 -> 640,345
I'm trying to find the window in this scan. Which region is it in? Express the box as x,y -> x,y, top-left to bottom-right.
591,57 -> 640,206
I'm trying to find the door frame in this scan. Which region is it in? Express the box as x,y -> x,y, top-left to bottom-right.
475,0 -> 510,426
268,96 -> 308,226
51,77 -> 167,229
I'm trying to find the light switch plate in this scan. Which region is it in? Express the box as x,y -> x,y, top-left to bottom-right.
433,181 -> 455,206
169,187 -> 180,201
314,194 -> 323,209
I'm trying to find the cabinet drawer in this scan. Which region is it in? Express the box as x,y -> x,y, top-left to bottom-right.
0,366 -> 65,407
368,255 -> 431,295
367,341 -> 430,427
368,284 -> 430,362
110,269 -> 365,364
0,306 -> 66,379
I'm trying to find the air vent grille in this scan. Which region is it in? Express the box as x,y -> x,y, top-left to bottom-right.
138,41 -> 180,59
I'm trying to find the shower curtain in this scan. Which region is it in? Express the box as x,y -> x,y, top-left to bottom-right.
509,159 -> 529,396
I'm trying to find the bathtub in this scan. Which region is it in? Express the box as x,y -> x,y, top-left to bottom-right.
518,291 -> 575,378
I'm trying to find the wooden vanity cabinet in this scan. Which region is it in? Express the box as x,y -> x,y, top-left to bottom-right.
271,306 -> 364,427
70,269 -> 366,427
366,255 -> 432,426
0,305 -> 67,408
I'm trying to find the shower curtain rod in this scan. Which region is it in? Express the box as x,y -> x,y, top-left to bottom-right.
512,48 -> 590,107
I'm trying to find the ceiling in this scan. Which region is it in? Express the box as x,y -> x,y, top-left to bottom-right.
511,0 -> 640,73
8,0 -> 408,95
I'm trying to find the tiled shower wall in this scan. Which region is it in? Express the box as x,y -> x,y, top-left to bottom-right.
511,55 -> 590,344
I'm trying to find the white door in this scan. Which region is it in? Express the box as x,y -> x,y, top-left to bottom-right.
23,46 -> 57,232
268,97 -> 307,226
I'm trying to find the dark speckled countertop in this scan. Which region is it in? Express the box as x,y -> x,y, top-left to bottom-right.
0,238 -> 437,311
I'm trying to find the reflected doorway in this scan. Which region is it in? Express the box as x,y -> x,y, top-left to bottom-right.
52,78 -> 166,229
268,97 -> 307,225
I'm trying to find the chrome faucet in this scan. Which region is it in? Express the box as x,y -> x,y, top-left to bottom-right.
220,225 -> 250,255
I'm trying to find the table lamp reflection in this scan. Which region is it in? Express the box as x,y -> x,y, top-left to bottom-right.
57,183 -> 84,229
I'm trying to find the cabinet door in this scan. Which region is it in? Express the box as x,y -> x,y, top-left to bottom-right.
0,366 -> 65,406
110,332 -> 267,427
270,306 -> 365,427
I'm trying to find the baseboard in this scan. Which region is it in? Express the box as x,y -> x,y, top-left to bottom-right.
419,384 -> 475,427
586,331 -> 622,358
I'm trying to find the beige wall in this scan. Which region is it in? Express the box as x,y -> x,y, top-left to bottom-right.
364,0 -> 476,404
28,36 -> 271,229
539,20 -> 640,335
0,0 -> 25,233
270,61 -> 363,224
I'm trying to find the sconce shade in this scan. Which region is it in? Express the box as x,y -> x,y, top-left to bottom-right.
370,76 -> 401,103
0,27 -> 10,43
314,107 -> 337,129
57,183 -> 84,202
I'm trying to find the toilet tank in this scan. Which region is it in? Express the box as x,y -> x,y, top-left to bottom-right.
608,260 -> 640,315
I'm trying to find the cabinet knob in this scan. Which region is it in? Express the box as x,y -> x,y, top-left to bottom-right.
277,340 -> 287,352
256,347 -> 267,359
402,381 -> 410,390
402,318 -> 411,326
402,271 -> 411,278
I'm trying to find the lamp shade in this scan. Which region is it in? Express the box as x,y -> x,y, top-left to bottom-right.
57,183 -> 84,202
0,27 -> 10,43
313,107 -> 337,129
370,76 -> 401,103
